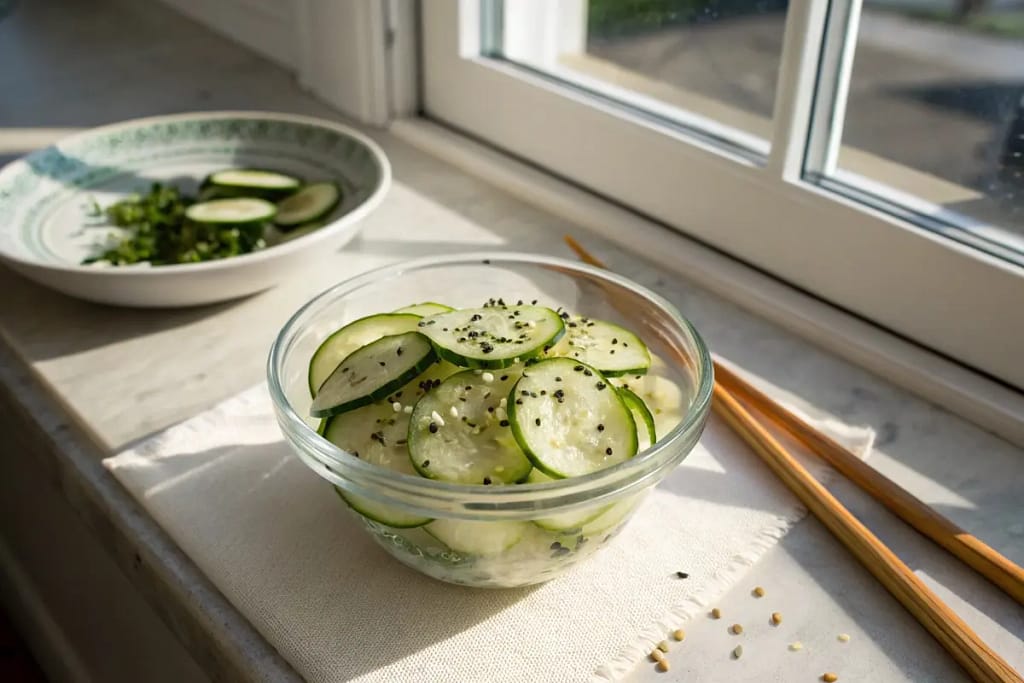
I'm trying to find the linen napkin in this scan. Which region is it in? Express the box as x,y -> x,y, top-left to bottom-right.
105,380 -> 873,682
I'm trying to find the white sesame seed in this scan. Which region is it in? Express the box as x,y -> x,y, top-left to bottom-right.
449,405 -> 459,418
473,369 -> 483,375
526,321 -> 536,328
495,465 -> 505,473
430,411 -> 445,427
789,641 -> 803,651
837,633 -> 850,643
481,372 -> 494,383
499,397 -> 507,408
495,407 -> 507,421
392,402 -> 402,412
513,357 -> 520,364
403,405 -> 413,414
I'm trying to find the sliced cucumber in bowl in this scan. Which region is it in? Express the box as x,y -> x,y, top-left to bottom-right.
619,386 -> 656,452
393,302 -> 454,317
417,305 -> 565,369
274,181 -> 341,229
311,331 -> 436,418
546,316 -> 650,377
408,368 -> 533,485
525,469 -> 608,532
425,519 -> 528,557
324,395 -> 432,528
309,313 -> 423,395
508,358 -> 638,479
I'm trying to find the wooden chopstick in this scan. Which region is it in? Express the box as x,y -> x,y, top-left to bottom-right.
713,385 -> 1022,683
713,360 -> 1024,606
563,235 -> 1023,683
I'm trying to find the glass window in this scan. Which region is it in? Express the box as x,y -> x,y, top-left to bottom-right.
481,0 -> 790,154
811,1 -> 1024,263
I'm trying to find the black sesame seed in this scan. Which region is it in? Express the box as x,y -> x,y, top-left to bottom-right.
559,311 -> 569,320
470,314 -> 482,322
500,375 -> 508,381
499,419 -> 510,427
597,424 -> 605,431
550,541 -> 562,550
611,338 -> 618,344
521,390 -> 530,396
422,460 -> 430,467
573,365 -> 583,372
482,259 -> 491,264
483,476 -> 492,485
397,347 -> 404,356
606,447 -> 613,455
583,369 -> 593,376
610,350 -> 616,355
487,406 -> 494,413
596,382 -> 607,390
465,385 -> 473,391
428,422 -> 438,433
555,376 -> 562,382
515,398 -> 523,405
553,389 -> 565,399
535,418 -> 541,426
379,361 -> 386,367
676,571 -> 689,579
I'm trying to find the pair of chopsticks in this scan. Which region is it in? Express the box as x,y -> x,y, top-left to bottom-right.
564,236 -> 1023,683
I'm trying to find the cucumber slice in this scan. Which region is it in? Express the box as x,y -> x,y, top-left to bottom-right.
579,495 -> 639,536
311,332 -> 436,418
325,399 -> 432,528
203,169 -> 301,200
184,197 -> 276,226
425,519 -> 527,556
394,302 -> 454,317
274,182 -> 341,228
417,305 -> 565,369
526,469 -> 608,532
508,358 -> 638,478
619,386 -> 656,452
334,487 -> 429,529
546,316 -> 650,377
309,313 -> 422,395
614,355 -> 685,441
408,368 -> 533,485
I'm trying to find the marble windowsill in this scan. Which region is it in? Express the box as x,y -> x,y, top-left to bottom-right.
0,1 -> 1021,681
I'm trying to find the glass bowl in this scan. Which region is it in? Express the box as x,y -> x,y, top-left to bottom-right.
268,253 -> 713,587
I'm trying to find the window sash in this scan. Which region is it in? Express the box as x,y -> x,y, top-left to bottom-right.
421,0 -> 1024,390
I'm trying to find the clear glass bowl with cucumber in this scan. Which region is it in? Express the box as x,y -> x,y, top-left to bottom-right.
268,254 -> 713,587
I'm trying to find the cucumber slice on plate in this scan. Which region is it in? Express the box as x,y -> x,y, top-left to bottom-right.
619,386 -> 656,451
546,316 -> 650,377
274,181 -> 341,229
309,313 -> 422,395
202,169 -> 301,200
508,358 -> 638,478
425,519 -> 527,556
417,305 -> 565,369
325,400 -> 432,528
408,368 -> 533,485
526,469 -> 608,532
311,332 -> 436,418
393,302 -> 454,317
184,197 -> 276,227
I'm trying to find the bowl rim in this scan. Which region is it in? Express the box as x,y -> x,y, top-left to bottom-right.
0,110 -> 391,275
267,252 -> 714,518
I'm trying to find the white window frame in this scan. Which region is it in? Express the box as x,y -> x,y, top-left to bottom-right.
421,0 -> 1024,390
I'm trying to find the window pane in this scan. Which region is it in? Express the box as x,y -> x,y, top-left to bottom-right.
482,0 -> 790,155
824,2 -> 1024,262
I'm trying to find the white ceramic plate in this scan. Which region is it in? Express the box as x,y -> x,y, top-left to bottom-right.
0,111 -> 390,307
